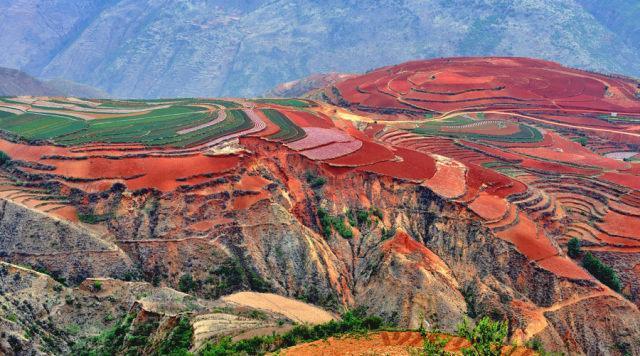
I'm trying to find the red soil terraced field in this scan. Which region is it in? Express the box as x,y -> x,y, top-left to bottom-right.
2,58 -> 640,349
331,57 -> 640,115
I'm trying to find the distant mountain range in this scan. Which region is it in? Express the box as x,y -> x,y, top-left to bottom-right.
1,0 -> 638,98
0,67 -> 109,98
0,67 -> 61,97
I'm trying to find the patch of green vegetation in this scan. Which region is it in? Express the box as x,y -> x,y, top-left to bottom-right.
77,212 -> 112,224
524,337 -> 561,356
572,136 -> 588,146
74,312 -> 162,356
332,215 -> 353,238
73,312 -> 135,355
253,98 -> 313,108
481,161 -> 504,169
245,309 -> 268,320
567,237 -> 581,259
461,286 -> 477,318
371,207 -> 384,220
355,209 -> 371,227
200,308 -> 385,355
305,170 -> 326,189
317,207 -> 353,238
415,334 -> 451,355
66,323 -> 81,335
203,257 -> 272,299
92,280 -> 102,292
261,108 -> 306,142
381,226 -> 396,240
456,316 -> 508,356
178,273 -> 196,293
156,316 -> 193,356
582,252 -> 621,292
28,264 -> 67,285
346,206 -> 383,229
317,207 -> 333,238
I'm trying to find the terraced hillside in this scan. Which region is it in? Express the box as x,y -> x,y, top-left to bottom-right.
1,57 -> 640,355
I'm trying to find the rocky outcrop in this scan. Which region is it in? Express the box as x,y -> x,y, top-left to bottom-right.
0,198 -> 136,284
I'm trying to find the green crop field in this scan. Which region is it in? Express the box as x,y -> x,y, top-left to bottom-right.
0,110 -> 16,119
0,97 -> 259,147
0,112 -> 86,140
143,109 -> 254,147
419,115 -> 474,127
200,99 -> 242,108
55,105 -> 212,146
413,118 -> 542,143
253,98 -> 313,108
261,109 -> 306,142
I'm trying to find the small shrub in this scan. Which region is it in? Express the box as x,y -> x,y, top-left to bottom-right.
309,176 -> 326,189
104,313 -> 115,322
305,171 -> 326,189
178,273 -> 196,293
317,207 -> 333,238
381,226 -> 397,240
461,286 -> 477,318
332,215 -> 353,238
356,209 -> 370,227
0,151 -> 10,165
456,316 -> 508,356
572,137 -> 588,146
66,324 -> 81,335
567,237 -> 581,258
93,280 -> 102,291
371,207 -> 384,220
77,212 -> 111,224
418,335 -> 451,355
582,252 -> 621,292
247,309 -> 268,320
525,337 -> 545,353
347,208 -> 372,228
317,207 -> 353,238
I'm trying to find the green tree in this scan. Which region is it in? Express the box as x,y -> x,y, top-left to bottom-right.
582,252 -> 622,292
567,237 -> 581,258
